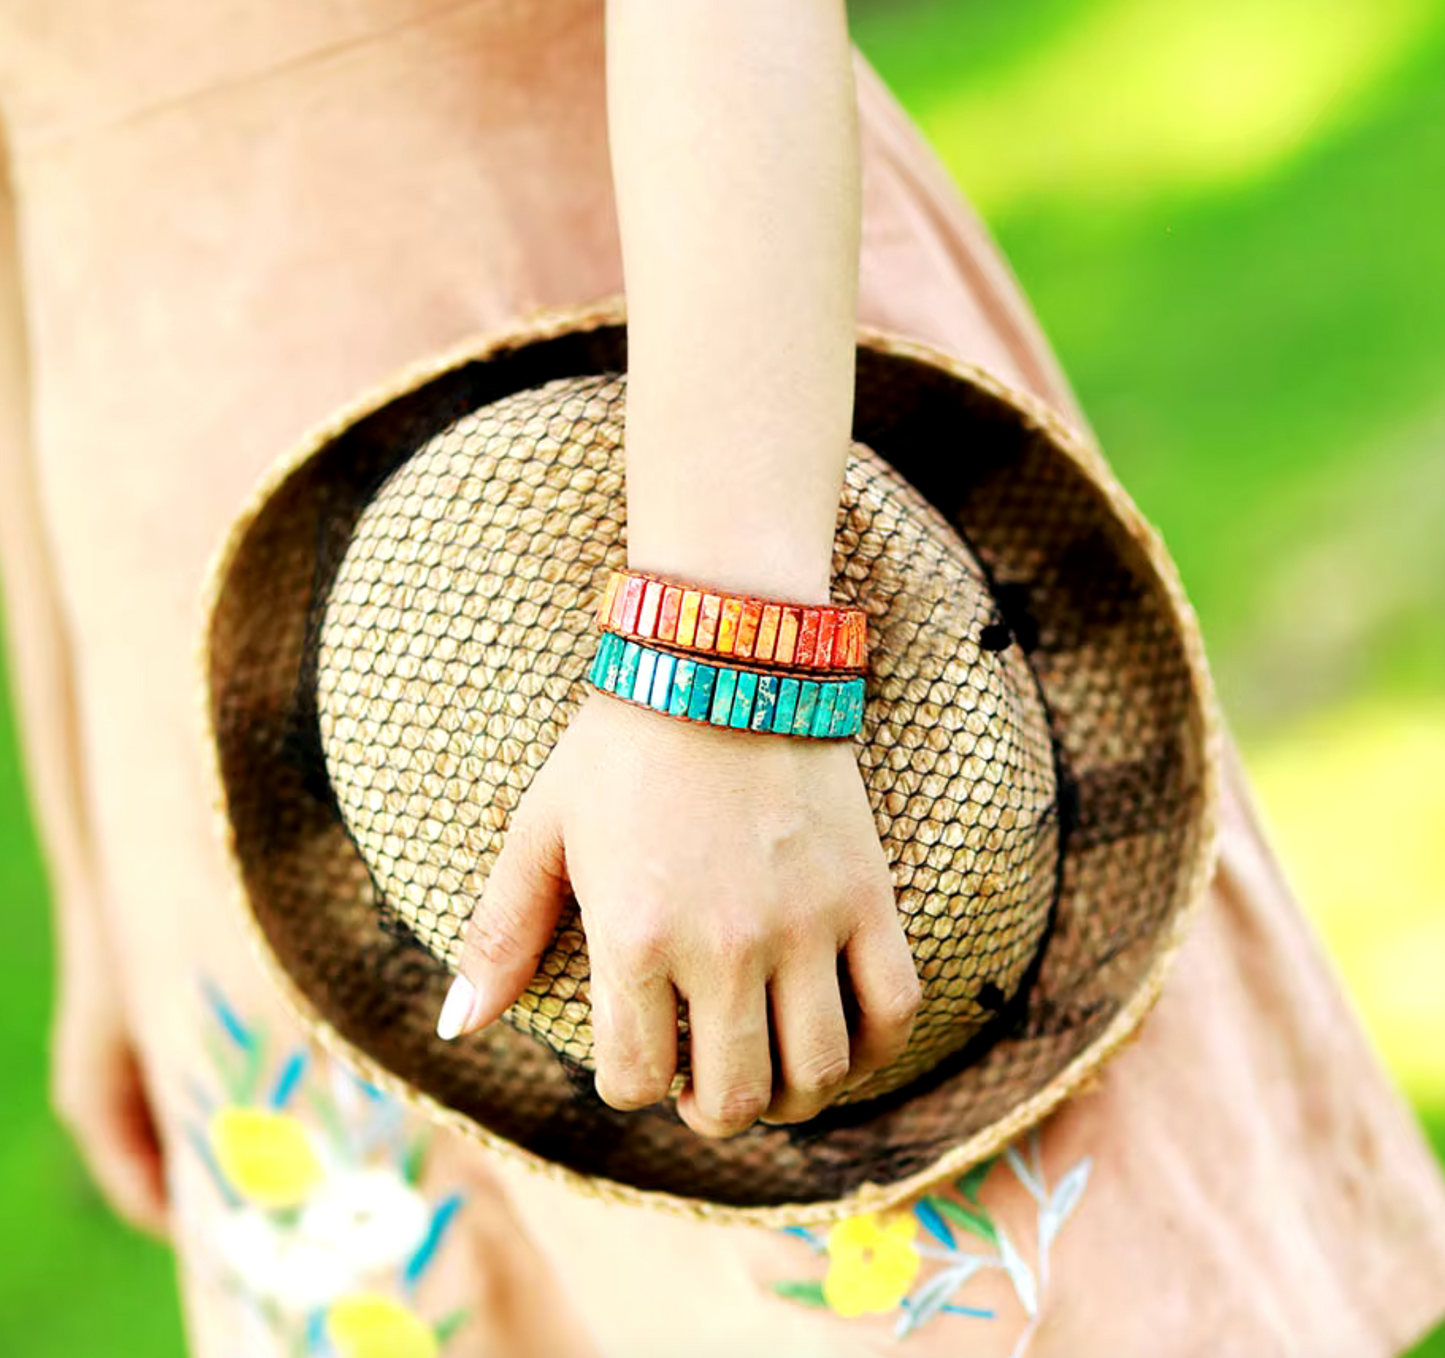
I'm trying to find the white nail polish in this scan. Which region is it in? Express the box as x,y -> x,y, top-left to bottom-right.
436,974 -> 477,1040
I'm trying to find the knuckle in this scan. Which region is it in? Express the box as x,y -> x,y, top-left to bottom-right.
872,970 -> 923,1031
712,918 -> 767,971
606,918 -> 670,979
464,894 -> 532,969
707,1081 -> 772,1130
791,1050 -> 852,1097
596,1064 -> 668,1112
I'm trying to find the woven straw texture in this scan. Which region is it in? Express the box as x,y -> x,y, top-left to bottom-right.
201,297 -> 1218,1224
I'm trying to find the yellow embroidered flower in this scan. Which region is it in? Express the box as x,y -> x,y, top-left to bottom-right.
326,1293 -> 440,1358
209,1106 -> 325,1210
822,1212 -> 921,1319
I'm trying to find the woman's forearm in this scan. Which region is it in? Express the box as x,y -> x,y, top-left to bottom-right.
605,0 -> 859,605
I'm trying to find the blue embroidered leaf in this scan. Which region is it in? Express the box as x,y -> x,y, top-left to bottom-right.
942,1302 -> 996,1318
932,1197 -> 998,1246
772,1280 -> 828,1308
895,1259 -> 987,1337
954,1157 -> 996,1205
781,1224 -> 825,1252
913,1198 -> 956,1249
270,1050 -> 309,1109
1004,1143 -> 1045,1204
304,1308 -> 327,1355
995,1223 -> 1038,1317
405,1193 -> 464,1287
434,1309 -> 470,1347
1039,1157 -> 1092,1253
183,1122 -> 241,1208
201,979 -> 255,1051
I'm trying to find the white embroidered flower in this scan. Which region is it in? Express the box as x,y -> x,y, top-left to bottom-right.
214,1208 -> 356,1313
298,1168 -> 431,1273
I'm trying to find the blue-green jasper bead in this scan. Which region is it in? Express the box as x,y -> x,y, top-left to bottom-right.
649,652 -> 676,709
750,674 -> 779,731
669,658 -> 697,716
810,682 -> 839,737
710,666 -> 739,725
831,680 -> 859,736
632,647 -> 658,703
729,669 -> 759,728
687,664 -> 717,721
617,641 -> 642,696
601,632 -> 626,688
586,641 -> 608,687
773,677 -> 800,733
792,681 -> 819,735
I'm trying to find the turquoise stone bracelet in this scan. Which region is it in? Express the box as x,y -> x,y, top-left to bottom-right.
584,634 -> 865,739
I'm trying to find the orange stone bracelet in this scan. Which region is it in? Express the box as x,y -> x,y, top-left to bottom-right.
594,568 -> 867,671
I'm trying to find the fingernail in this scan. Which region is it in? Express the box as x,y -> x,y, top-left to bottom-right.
436,974 -> 477,1040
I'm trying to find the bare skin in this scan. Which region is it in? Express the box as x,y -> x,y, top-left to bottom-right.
444,0 -> 921,1135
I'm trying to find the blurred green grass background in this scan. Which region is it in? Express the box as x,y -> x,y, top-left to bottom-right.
3,0 -> 1443,1351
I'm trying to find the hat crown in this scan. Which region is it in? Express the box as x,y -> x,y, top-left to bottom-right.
316,372 -> 1060,1104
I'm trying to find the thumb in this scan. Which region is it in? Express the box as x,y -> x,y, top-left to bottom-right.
437,788 -> 570,1040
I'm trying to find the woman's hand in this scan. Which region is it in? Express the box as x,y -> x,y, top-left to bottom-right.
50,926 -> 169,1236
441,689 -> 920,1136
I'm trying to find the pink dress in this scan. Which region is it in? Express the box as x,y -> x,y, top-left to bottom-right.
1,2 -> 1442,1353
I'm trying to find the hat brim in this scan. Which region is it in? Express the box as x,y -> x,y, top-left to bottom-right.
200,296 -> 1219,1225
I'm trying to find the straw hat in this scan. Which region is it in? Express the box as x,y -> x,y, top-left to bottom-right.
200,295 -> 1219,1225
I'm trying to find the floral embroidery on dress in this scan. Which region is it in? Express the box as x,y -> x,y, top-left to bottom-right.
773,1129 -> 1090,1355
182,981 -> 468,1358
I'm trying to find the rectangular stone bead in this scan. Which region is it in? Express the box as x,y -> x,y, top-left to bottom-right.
750,673 -> 779,731
829,681 -> 858,736
775,608 -> 800,664
668,657 -> 698,716
709,666 -> 739,724
847,614 -> 867,668
754,604 -> 781,662
637,580 -> 664,638
593,632 -> 619,687
848,679 -> 868,733
815,610 -> 839,667
792,681 -> 820,735
617,640 -> 642,696
687,663 -> 717,722
676,590 -> 703,647
586,641 -> 607,686
716,597 -> 743,655
649,652 -> 676,709
729,669 -> 759,728
696,594 -> 723,650
773,677 -> 801,733
632,647 -> 658,703
608,574 -> 631,629
597,571 -> 622,627
734,600 -> 763,658
810,682 -> 839,737
620,576 -> 646,632
795,609 -> 821,665
657,586 -> 684,642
